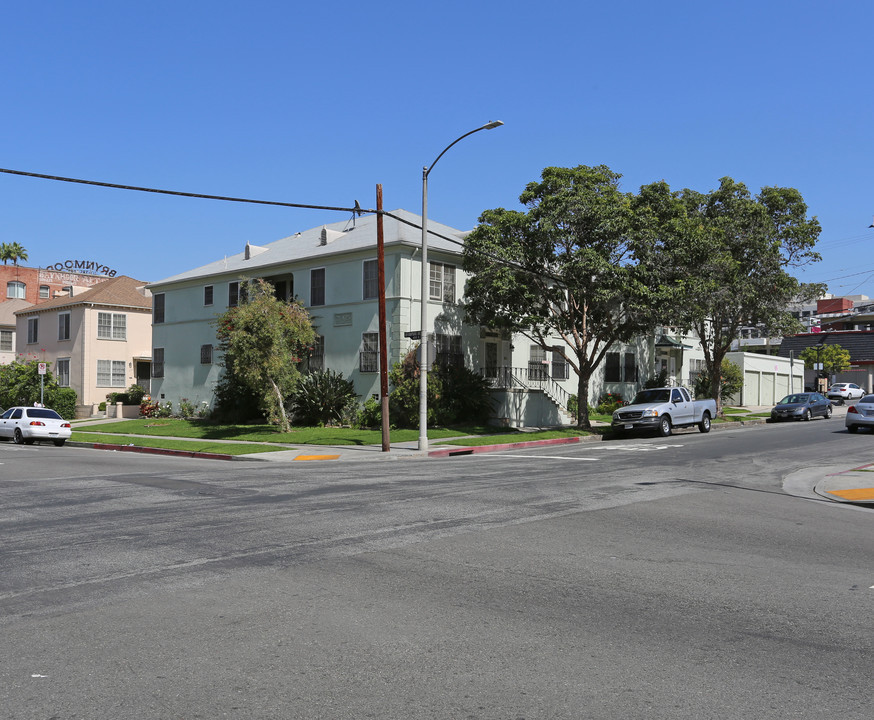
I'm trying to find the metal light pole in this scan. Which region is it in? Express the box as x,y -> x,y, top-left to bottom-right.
419,120 -> 503,451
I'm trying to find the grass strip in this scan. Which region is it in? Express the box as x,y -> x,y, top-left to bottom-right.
435,427 -> 599,447
70,432 -> 286,455
72,419 -> 515,445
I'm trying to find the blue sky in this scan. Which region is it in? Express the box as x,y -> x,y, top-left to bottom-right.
2,1 -> 873,297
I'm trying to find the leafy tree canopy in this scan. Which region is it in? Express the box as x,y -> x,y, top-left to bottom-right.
798,343 -> 851,376
463,165 -> 662,428
639,177 -> 823,411
214,278 -> 315,431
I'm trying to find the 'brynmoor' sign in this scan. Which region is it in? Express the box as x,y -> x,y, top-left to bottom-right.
45,260 -> 117,276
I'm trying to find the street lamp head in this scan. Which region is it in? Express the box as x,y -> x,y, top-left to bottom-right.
483,120 -> 504,130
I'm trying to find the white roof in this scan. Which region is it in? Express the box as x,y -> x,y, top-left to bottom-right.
149,209 -> 469,288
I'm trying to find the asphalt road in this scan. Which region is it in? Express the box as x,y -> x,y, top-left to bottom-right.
1,417 -> 872,719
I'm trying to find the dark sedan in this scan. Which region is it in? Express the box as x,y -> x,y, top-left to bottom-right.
770,393 -> 833,422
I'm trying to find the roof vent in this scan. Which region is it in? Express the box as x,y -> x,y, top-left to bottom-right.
319,226 -> 344,246
244,242 -> 269,260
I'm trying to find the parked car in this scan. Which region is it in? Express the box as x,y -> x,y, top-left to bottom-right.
0,406 -> 72,446
770,393 -> 832,422
612,386 -> 716,437
845,394 -> 874,433
826,383 -> 865,405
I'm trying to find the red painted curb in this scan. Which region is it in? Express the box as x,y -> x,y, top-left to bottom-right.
428,435 -> 583,458
90,443 -> 234,461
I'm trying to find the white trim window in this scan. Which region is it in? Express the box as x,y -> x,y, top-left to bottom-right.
97,312 -> 126,340
97,359 -> 126,387
7,281 -> 26,299
27,317 -> 38,344
58,311 -> 71,341
56,358 -> 71,387
363,259 -> 379,300
429,263 -> 456,303
39,285 -> 50,299
0,329 -> 12,352
310,268 -> 325,306
360,332 -> 378,372
204,285 -> 213,306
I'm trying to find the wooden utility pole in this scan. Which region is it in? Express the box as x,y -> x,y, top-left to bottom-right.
376,184 -> 390,451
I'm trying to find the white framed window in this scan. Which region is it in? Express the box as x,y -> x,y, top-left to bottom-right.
97,312 -> 126,340
360,332 -> 378,372
39,285 -> 50,299
429,263 -> 456,302
97,359 -> 126,387
363,259 -> 379,300
58,312 -> 71,341
27,316 -> 38,344
153,293 -> 165,323
200,344 -> 213,364
7,281 -> 26,299
434,333 -> 463,368
310,268 -> 325,306
204,285 -> 213,306
152,348 -> 164,378
56,358 -> 70,387
0,329 -> 12,352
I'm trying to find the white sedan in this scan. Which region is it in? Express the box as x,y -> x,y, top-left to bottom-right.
826,383 -> 865,405
0,406 -> 72,446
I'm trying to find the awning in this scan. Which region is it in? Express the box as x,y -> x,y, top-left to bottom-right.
655,334 -> 693,349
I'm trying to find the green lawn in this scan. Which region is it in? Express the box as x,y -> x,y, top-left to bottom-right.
70,432 -> 286,455
72,419 -> 517,446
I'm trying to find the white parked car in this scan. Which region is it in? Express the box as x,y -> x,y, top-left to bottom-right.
0,406 -> 72,446
845,394 -> 874,433
826,383 -> 865,405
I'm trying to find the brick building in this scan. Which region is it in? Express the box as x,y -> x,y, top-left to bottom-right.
1,263 -> 114,306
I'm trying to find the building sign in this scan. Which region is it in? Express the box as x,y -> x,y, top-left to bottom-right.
45,260 -> 117,276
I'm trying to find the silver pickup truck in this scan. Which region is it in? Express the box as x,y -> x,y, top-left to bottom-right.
611,387 -> 717,437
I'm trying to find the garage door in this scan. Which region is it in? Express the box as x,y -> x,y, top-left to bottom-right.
744,371 -> 760,405
761,373 -> 775,405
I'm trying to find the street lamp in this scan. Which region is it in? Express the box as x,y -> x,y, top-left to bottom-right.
419,120 -> 503,451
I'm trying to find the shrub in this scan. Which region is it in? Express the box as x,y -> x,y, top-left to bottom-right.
291,370 -> 358,426
356,397 -> 382,428
46,387 -> 77,419
596,391 -> 625,415
178,398 -> 196,418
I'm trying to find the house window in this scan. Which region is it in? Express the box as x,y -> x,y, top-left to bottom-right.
7,281 -> 25,299
0,329 -> 12,352
27,317 -> 38,344
529,345 -> 547,380
360,332 -> 378,372
151,348 -> 164,378
153,293 -> 165,323
363,259 -> 379,300
605,351 -> 637,382
58,312 -> 71,341
435,333 -> 463,368
308,335 -> 324,372
311,268 -> 325,306
39,285 -> 50,299
228,282 -> 240,307
97,359 -> 126,387
56,358 -> 70,387
204,285 -> 213,306
200,344 -> 213,364
97,312 -> 126,340
429,263 -> 456,302
551,350 -> 569,380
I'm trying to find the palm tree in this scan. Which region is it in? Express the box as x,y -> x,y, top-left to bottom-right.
8,242 -> 28,266
0,243 -> 12,265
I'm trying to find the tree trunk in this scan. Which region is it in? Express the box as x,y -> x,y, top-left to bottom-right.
576,370 -> 591,429
268,376 -> 291,433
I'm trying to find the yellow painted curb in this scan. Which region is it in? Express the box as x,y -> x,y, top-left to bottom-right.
294,454 -> 341,461
827,487 -> 874,501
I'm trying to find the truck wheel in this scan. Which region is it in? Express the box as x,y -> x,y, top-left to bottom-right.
698,411 -> 711,433
657,416 -> 672,437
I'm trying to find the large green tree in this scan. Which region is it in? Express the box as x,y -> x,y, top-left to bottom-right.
799,343 -> 851,377
462,165 -> 661,428
641,177 -> 823,412
214,278 -> 315,431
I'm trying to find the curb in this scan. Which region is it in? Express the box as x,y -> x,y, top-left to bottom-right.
428,434 -> 590,458
69,441 -> 235,461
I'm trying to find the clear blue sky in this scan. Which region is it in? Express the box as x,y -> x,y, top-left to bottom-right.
3,1 -> 873,297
